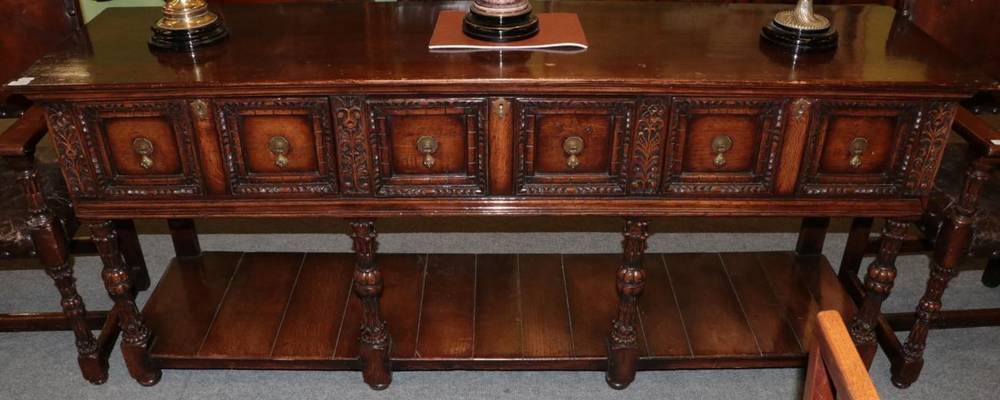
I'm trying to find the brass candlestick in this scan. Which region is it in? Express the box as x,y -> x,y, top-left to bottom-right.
149,0 -> 229,51
462,0 -> 540,42
761,0 -> 838,52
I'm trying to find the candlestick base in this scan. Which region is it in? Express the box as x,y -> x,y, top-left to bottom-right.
150,19 -> 228,51
760,21 -> 837,52
462,5 -> 539,42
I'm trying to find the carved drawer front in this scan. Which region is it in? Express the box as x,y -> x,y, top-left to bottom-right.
76,101 -> 203,198
798,101 -> 925,197
217,97 -> 337,195
367,98 -> 488,196
513,98 -> 634,196
662,98 -> 786,195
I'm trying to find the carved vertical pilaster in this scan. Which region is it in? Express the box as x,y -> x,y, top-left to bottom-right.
893,157 -> 992,387
848,218 -> 908,366
628,98 -> 667,195
14,157 -> 107,383
89,220 -> 161,386
349,219 -> 392,390
606,217 -> 649,389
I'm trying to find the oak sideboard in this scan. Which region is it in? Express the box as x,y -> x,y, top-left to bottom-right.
7,0 -> 992,390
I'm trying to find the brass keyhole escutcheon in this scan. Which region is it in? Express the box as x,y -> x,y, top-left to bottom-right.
712,135 -> 734,168
268,136 -> 291,168
191,99 -> 209,121
563,136 -> 585,170
132,137 -> 155,170
849,137 -> 869,169
416,135 -> 439,169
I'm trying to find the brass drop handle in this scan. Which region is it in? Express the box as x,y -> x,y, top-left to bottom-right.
132,137 -> 155,170
268,136 -> 291,168
416,135 -> 439,168
712,135 -> 734,168
849,137 -> 868,169
563,136 -> 585,170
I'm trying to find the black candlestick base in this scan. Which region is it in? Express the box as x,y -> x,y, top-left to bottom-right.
463,10 -> 539,42
149,18 -> 229,52
760,21 -> 837,52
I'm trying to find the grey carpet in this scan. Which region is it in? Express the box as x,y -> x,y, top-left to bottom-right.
2,218 -> 999,399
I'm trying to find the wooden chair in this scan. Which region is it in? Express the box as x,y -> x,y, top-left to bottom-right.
0,0 -> 150,385
836,0 -> 1000,389
804,310 -> 880,400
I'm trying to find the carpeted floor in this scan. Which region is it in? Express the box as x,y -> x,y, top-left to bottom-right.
2,218 -> 998,399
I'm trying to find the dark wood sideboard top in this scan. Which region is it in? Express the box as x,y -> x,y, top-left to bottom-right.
7,1 -> 995,99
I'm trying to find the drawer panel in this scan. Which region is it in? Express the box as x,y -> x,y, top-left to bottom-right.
798,100 -> 923,197
217,97 -> 337,195
368,98 -> 488,196
77,101 -> 203,198
662,98 -> 786,195
513,98 -> 633,196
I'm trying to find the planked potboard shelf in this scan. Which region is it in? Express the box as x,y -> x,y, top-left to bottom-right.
143,251 -> 856,370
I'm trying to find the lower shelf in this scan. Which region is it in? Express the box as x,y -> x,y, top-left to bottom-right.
142,251 -> 855,370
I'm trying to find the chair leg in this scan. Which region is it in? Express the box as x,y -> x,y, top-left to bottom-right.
839,217 -> 874,285
894,156 -> 992,388
982,256 -> 1000,288
33,211 -> 108,384
13,155 -> 108,384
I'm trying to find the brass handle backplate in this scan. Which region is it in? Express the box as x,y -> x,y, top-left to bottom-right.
416,135 -> 439,168
712,135 -> 734,168
849,137 -> 868,169
268,136 -> 291,168
132,137 -> 155,170
563,136 -> 585,169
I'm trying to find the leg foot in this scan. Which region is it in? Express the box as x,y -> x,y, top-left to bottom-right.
606,340 -> 639,390
360,341 -> 392,390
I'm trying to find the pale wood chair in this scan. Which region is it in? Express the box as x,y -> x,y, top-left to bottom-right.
804,310 -> 880,400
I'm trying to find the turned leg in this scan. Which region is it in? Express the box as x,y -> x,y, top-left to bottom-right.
848,218 -> 908,367
167,219 -> 201,258
115,220 -> 149,292
15,162 -> 106,384
349,219 -> 391,390
89,220 -> 161,386
606,217 -> 649,390
839,217 -> 874,284
982,256 -> 1000,288
796,217 -> 830,256
893,158 -> 992,387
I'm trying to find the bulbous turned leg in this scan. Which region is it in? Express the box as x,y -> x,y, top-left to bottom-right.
350,219 -> 392,390
16,161 -> 106,384
89,220 -> 161,386
893,158 -> 991,388
31,214 -> 107,384
606,217 -> 649,390
848,218 -> 908,367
